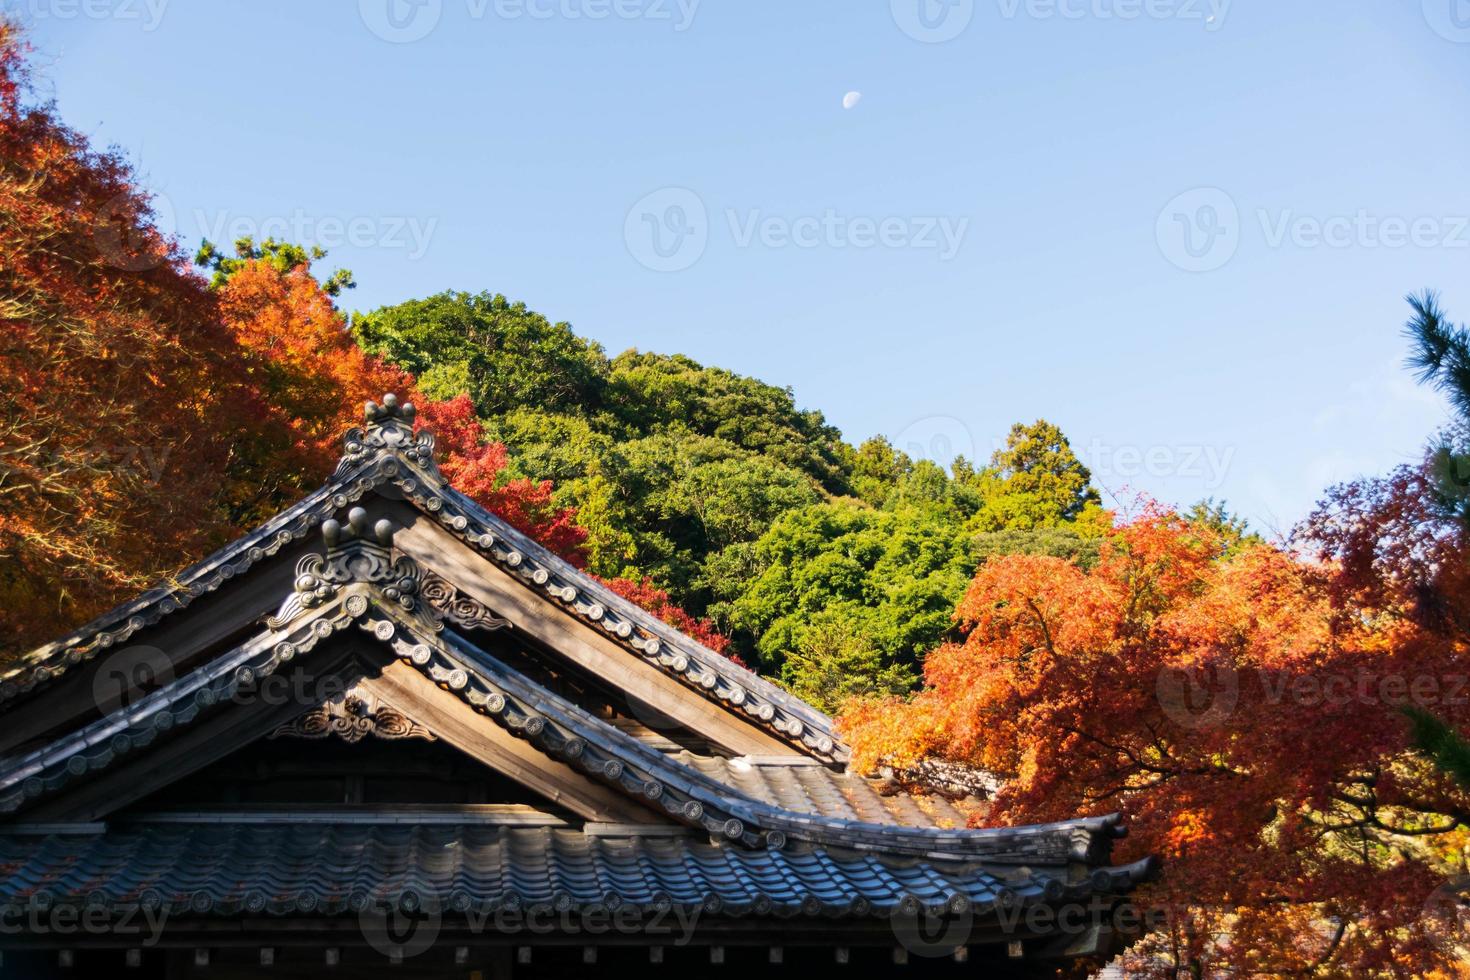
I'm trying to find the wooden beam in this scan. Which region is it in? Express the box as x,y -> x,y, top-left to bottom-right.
393,512 -> 794,757
360,661 -> 656,823
0,539 -> 313,755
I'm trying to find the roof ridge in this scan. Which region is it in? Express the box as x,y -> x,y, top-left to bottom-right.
0,576 -> 1134,878
0,393 -> 849,766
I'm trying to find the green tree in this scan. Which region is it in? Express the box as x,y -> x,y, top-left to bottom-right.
778,613 -> 917,714
963,419 -> 1104,532
721,501 -> 976,676
196,237 -> 354,296
1185,497 -> 1263,558
606,350 -> 851,493
352,291 -> 610,416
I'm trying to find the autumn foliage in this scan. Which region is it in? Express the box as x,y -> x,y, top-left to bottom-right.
415,394 -> 589,560
842,503 -> 1470,976
0,24 -> 726,660
0,21 -> 260,651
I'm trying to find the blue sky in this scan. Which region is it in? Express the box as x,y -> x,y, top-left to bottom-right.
15,1 -> 1470,533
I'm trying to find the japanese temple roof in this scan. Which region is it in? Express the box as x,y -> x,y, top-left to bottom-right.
0,822 -> 1151,920
0,585 -> 1132,867
0,395 -> 1159,959
0,395 -> 846,763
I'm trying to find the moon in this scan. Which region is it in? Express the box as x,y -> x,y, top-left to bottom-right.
842,91 -> 862,110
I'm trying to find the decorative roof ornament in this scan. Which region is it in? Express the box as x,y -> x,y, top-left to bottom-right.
267,507 -> 424,629
335,393 -> 441,482
268,683 -> 436,743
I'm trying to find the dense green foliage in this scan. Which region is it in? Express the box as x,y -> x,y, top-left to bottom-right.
353,290 -> 1240,704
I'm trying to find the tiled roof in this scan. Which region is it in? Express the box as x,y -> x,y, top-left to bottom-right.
0,588 -> 1143,879
676,755 -> 984,831
0,823 -> 1087,918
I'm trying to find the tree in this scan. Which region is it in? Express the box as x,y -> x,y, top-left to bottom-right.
720,500 -> 976,676
1185,496 -> 1264,558
850,435 -> 912,507
352,291 -> 610,417
197,237 -> 354,296
212,251 -> 417,519
844,507 -> 1470,976
606,350 -> 852,494
0,20 -> 269,657
962,419 -> 1107,533
777,613 -> 916,714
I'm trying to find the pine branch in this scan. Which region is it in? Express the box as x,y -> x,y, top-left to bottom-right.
1405,289 -> 1470,424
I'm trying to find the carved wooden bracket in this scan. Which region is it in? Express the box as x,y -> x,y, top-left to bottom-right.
420,571 -> 513,633
269,683 -> 435,743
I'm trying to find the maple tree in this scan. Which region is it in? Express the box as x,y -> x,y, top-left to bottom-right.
842,505 -> 1470,977
0,21 -> 268,656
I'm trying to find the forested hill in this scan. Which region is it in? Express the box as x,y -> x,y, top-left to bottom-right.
352,291 -> 1140,706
